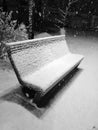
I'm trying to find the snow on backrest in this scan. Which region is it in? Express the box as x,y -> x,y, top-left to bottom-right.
7,35 -> 70,77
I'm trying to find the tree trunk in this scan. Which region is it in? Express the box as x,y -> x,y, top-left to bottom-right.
28,0 -> 35,39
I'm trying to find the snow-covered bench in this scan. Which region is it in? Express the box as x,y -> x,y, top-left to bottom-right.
6,35 -> 84,105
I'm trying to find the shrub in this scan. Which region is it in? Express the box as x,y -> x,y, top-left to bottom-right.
0,8 -> 28,59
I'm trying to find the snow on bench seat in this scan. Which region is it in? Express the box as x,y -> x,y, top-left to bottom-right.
22,54 -> 83,92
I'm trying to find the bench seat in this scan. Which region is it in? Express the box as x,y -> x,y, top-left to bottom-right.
22,54 -> 83,93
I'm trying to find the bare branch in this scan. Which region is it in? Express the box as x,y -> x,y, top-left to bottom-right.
69,0 -> 78,5
58,8 -> 66,16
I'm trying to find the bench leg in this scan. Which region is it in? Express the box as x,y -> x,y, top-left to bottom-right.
22,87 -> 36,99
21,86 -> 43,107
33,91 -> 43,104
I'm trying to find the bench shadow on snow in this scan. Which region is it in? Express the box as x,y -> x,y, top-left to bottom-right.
0,67 -> 83,118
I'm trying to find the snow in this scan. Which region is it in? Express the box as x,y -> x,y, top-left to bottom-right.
23,54 -> 83,91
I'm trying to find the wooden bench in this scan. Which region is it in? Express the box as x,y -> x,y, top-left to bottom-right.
6,35 -> 84,105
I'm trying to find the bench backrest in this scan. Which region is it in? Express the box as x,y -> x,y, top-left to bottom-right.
6,35 -> 70,79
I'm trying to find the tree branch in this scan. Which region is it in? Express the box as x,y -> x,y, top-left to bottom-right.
69,0 -> 78,6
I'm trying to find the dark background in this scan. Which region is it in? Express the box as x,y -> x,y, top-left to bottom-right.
0,0 -> 98,33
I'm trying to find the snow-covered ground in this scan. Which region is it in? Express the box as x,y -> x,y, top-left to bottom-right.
0,31 -> 98,130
